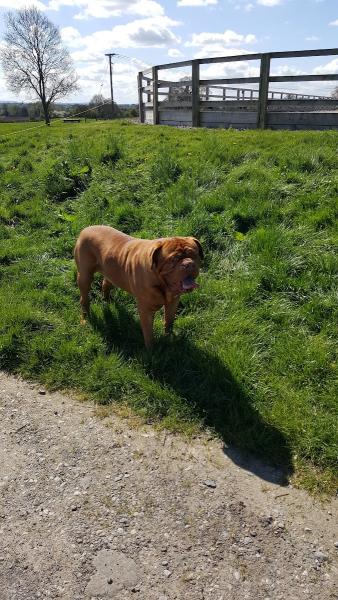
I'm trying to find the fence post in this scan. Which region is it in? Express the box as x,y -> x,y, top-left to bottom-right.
257,53 -> 271,129
138,72 -> 144,123
152,66 -> 159,125
191,60 -> 200,127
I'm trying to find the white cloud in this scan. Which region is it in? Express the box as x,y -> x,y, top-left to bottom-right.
186,29 -> 257,47
271,65 -> 303,76
235,2 -> 254,10
193,45 -> 250,58
61,16 -> 181,59
0,0 -> 47,8
305,36 -> 319,41
110,16 -> 181,47
200,59 -> 260,81
47,0 -> 165,19
257,0 -> 282,5
168,48 -> 183,57
177,0 -> 217,6
60,26 -> 82,44
329,19 -> 338,26
313,58 -> 338,75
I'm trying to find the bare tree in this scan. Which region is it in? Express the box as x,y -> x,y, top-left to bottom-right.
331,86 -> 338,99
0,6 -> 78,125
89,94 -> 116,119
165,76 -> 207,104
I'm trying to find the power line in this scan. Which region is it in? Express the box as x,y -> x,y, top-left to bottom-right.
110,52 -> 150,71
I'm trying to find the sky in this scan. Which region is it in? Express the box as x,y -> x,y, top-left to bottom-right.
0,0 -> 338,103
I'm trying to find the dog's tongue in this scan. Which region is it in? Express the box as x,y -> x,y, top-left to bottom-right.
182,276 -> 199,291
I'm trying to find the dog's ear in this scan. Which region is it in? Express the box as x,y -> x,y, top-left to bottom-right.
192,238 -> 204,260
150,241 -> 164,270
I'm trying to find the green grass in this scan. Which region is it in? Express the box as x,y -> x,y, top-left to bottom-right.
0,120 -> 337,494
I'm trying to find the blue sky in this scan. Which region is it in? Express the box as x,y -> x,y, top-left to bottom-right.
1,0 -> 338,103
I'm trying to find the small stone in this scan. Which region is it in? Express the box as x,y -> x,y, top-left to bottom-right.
334,542 -> 338,548
38,389 -> 46,395
161,560 -> 168,566
203,479 -> 217,489
107,578 -> 113,585
163,569 -> 172,577
304,528 -> 312,533
260,515 -> 273,526
71,505 -> 78,512
314,551 -> 328,562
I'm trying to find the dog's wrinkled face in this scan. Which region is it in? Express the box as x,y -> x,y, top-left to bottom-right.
152,237 -> 203,296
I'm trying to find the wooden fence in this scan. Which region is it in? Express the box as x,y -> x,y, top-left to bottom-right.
138,48 -> 338,130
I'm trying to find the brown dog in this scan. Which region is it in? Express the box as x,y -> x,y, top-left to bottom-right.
74,225 -> 203,348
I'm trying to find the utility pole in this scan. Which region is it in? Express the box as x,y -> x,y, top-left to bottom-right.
105,52 -> 116,118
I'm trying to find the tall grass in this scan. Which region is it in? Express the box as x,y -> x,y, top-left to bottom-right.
0,120 -> 337,494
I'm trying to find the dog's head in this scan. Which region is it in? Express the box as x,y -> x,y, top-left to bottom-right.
151,236 -> 203,296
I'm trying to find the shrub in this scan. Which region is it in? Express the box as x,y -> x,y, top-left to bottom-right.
45,159 -> 92,201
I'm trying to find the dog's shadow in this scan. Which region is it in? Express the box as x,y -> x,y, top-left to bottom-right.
89,301 -> 293,484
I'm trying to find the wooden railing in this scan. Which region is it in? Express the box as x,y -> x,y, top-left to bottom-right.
138,48 -> 338,130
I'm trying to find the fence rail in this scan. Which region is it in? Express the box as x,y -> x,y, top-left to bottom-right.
138,47 -> 338,130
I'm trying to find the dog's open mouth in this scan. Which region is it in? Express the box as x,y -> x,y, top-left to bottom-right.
181,275 -> 199,292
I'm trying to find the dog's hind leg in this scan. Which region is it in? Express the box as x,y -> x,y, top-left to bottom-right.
102,278 -> 114,301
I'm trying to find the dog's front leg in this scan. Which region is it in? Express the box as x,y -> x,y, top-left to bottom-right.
164,297 -> 180,335
77,271 -> 93,323
137,302 -> 156,349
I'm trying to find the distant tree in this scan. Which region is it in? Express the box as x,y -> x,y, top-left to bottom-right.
0,6 -> 78,125
331,86 -> 338,99
128,107 -> 138,117
88,94 -> 119,119
7,103 -> 19,117
0,103 -> 9,117
27,102 -> 44,121
19,104 -> 28,117
164,76 -> 206,103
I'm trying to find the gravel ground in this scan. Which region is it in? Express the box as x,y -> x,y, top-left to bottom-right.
0,371 -> 337,600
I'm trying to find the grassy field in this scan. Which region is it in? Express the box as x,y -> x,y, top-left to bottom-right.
0,120 -> 337,494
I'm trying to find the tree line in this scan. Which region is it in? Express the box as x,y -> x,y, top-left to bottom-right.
0,95 -> 138,122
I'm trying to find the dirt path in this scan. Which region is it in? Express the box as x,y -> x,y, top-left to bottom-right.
0,371 -> 337,600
